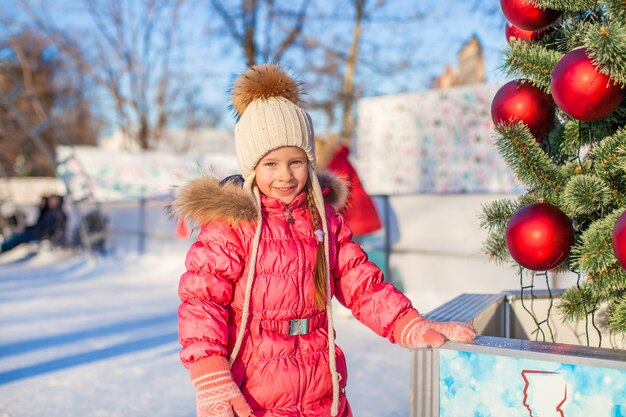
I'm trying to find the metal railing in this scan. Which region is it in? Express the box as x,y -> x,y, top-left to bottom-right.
411,292 -> 626,417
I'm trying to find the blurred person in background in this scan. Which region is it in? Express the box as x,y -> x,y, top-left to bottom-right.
0,194 -> 67,254
315,134 -> 381,237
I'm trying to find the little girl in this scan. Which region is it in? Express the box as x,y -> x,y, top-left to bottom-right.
172,64 -> 476,417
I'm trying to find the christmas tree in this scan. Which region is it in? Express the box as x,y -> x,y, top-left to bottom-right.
480,0 -> 626,338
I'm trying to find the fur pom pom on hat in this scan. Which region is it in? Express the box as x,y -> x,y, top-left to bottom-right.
231,64 -> 303,117
232,64 -> 316,178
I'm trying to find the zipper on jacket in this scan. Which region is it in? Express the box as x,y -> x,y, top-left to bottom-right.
285,208 -> 295,224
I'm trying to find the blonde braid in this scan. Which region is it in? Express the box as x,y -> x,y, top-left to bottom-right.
307,181 -> 327,309
308,170 -> 339,416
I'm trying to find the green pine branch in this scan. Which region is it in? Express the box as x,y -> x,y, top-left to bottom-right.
591,128 -> 626,199
479,197 -> 526,232
495,122 -> 565,195
533,0 -> 600,11
501,41 -> 563,91
592,128 -> 626,176
543,122 -> 568,162
608,296 -> 626,333
557,121 -> 585,158
558,161 -> 593,189
550,19 -> 597,52
606,0 -> 626,23
561,174 -> 613,217
481,229 -> 513,265
558,273 -> 626,332
478,197 -> 518,263
620,156 -> 626,183
557,283 -> 600,321
588,263 -> 626,298
585,18 -> 626,86
570,208 -> 623,272
557,112 -> 623,152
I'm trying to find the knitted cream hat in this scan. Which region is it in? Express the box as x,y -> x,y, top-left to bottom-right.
228,64 -> 340,416
232,64 -> 316,177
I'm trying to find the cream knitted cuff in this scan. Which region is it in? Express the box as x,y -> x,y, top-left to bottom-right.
189,356 -> 231,384
392,309 -> 423,344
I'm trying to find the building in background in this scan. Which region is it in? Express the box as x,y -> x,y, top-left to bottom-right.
431,35 -> 485,89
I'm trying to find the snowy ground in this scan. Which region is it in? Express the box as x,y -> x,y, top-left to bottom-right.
0,243 -> 414,417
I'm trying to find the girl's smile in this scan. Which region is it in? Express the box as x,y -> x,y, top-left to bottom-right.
254,146 -> 309,205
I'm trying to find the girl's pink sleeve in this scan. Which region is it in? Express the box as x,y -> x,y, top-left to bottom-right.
331,211 -> 413,341
177,224 -> 245,369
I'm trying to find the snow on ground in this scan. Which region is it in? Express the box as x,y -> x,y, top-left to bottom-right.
0,243 -> 413,417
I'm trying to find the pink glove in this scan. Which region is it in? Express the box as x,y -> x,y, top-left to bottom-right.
191,356 -> 252,417
393,310 -> 476,349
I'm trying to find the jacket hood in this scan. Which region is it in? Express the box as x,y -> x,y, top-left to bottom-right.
170,171 -> 349,226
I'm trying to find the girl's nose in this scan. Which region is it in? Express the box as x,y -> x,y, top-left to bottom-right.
277,166 -> 292,180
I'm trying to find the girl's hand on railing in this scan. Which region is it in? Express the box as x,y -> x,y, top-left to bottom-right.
393,310 -> 477,349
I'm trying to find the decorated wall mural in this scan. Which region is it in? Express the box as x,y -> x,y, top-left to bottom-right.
354,84 -> 522,195
56,146 -> 239,201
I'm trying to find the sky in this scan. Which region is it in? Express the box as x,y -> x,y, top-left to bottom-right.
207,1 -> 510,131
0,0 -> 509,133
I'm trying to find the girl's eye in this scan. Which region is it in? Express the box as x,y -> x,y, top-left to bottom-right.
291,160 -> 304,166
264,162 -> 276,167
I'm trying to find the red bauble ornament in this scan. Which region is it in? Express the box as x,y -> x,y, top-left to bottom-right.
505,22 -> 548,44
506,202 -> 574,271
500,0 -> 561,30
551,48 -> 625,121
491,80 -> 555,139
613,211 -> 626,270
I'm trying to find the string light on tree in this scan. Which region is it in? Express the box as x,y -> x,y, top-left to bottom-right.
550,48 -> 625,121
491,80 -> 555,141
506,201 -> 575,271
500,0 -> 561,30
613,211 -> 626,270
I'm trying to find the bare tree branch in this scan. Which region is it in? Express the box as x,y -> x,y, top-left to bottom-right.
15,0 -> 209,150
339,0 -> 365,145
271,0 -> 311,62
0,29 -> 100,176
210,0 -> 245,44
209,0 -> 309,67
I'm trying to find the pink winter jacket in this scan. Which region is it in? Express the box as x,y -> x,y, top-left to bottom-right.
175,172 -> 415,417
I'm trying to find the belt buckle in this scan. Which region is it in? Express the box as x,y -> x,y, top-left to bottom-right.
288,318 -> 310,336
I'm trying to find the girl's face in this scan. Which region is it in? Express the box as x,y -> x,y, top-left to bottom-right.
255,146 -> 309,205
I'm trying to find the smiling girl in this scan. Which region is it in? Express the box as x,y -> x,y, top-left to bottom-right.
172,64 -> 476,417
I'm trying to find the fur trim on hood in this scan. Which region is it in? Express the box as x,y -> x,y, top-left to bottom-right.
170,171 -> 349,227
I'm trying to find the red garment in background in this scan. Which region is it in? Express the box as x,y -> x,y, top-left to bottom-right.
176,216 -> 190,239
326,145 -> 382,236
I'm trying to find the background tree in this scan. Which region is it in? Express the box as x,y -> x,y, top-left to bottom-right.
19,0 -> 217,150
480,0 -> 626,339
208,0 -> 312,67
0,29 -> 99,177
298,0 -> 424,163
